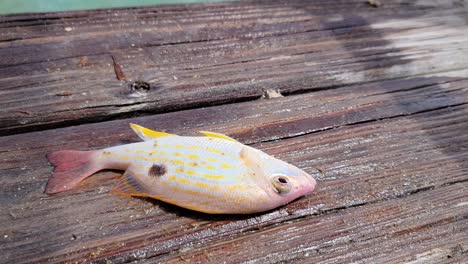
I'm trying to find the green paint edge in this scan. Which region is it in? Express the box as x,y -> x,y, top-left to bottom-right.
0,0 -> 231,15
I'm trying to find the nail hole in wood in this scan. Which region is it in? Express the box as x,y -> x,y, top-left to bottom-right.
130,81 -> 150,93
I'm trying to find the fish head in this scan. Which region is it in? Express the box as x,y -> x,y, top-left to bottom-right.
260,154 -> 317,206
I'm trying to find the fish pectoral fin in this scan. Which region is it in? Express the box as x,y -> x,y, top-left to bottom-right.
240,147 -> 261,165
130,123 -> 175,141
240,147 -> 263,171
199,131 -> 239,142
239,147 -> 268,184
111,168 -> 153,197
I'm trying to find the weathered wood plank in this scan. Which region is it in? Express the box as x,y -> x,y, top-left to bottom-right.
1,74 -> 467,263
2,1 -> 468,263
1,0 -> 468,135
158,182 -> 468,263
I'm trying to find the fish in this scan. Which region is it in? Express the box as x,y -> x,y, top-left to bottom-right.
45,124 -> 317,214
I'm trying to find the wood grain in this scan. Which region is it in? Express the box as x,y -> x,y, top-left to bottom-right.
1,76 -> 468,263
1,0 -> 468,263
159,183 -> 468,263
1,0 -> 468,135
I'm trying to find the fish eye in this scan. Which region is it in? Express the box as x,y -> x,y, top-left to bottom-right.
278,177 -> 288,184
271,175 -> 291,195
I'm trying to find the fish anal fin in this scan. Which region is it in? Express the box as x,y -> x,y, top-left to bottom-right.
111,169 -> 153,197
130,123 -> 175,141
199,131 -> 238,142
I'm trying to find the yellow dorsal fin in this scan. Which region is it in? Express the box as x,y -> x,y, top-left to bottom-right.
130,123 -> 175,141
199,131 -> 238,142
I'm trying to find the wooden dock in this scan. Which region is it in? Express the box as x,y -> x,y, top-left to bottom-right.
1,0 -> 467,263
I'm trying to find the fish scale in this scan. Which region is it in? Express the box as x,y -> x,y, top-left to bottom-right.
112,137 -> 248,182
126,137 -> 258,212
45,124 -> 317,214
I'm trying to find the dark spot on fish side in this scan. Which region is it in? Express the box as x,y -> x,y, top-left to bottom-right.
190,162 -> 198,167
103,151 -> 111,155
149,164 -> 166,177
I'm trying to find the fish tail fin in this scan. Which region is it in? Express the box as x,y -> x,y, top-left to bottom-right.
45,150 -> 101,194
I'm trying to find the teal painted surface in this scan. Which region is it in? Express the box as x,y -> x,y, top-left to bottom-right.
0,0 -> 230,15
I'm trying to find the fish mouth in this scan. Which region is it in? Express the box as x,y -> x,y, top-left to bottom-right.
283,164 -> 317,196
301,173 -> 317,195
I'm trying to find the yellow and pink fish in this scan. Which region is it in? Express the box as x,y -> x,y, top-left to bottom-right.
46,124 -> 317,214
